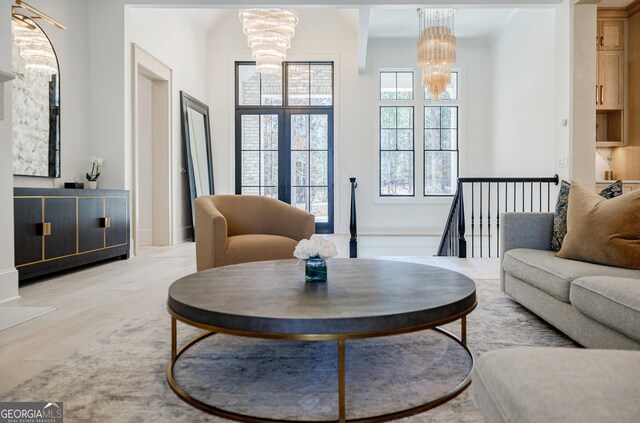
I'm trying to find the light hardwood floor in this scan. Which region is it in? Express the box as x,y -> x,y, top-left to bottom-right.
0,242 -> 499,394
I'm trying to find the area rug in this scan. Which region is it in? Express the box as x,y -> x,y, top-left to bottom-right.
0,306 -> 55,332
2,278 -> 576,422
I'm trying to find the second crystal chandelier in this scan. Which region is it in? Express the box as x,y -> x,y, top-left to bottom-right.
417,8 -> 456,101
239,9 -> 299,74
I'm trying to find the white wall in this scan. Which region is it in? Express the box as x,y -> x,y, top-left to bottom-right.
125,8 -> 212,242
489,9 -> 558,177
0,0 -> 18,301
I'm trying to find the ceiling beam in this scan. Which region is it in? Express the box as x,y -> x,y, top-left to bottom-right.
358,6 -> 370,75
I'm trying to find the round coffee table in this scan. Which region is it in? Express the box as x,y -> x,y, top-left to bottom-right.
167,258 -> 477,423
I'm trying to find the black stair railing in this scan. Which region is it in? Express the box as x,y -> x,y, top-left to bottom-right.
437,175 -> 559,258
349,177 -> 358,258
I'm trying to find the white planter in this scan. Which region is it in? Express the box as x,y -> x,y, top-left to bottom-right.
86,181 -> 98,190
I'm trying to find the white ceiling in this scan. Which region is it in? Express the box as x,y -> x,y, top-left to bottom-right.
368,8 -> 517,40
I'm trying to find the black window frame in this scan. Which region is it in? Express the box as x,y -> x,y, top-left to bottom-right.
423,105 -> 459,197
234,61 -> 335,234
379,105 -> 415,197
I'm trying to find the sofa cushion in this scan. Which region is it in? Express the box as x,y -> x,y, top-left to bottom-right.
218,234 -> 298,267
550,180 -> 622,252
571,276 -> 640,343
473,347 -> 640,423
503,249 -> 640,302
557,181 -> 640,270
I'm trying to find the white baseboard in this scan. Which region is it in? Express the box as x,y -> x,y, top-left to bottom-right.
0,267 -> 19,303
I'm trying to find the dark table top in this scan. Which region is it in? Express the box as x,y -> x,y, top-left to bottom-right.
168,259 -> 476,337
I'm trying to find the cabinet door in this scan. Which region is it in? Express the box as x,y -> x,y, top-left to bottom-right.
14,198 -> 43,266
597,51 -> 624,110
105,197 -> 128,247
78,197 -> 105,253
43,197 -> 77,260
598,20 -> 624,51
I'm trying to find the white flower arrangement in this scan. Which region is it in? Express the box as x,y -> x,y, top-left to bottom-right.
86,157 -> 104,182
294,235 -> 338,260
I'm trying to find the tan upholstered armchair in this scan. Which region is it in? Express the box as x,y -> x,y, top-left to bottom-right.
194,195 -> 315,271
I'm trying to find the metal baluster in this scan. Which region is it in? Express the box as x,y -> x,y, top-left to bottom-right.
488,183 -> 491,258
530,182 -> 533,212
522,182 -> 525,212
497,183 -> 500,257
479,183 -> 483,258
547,182 -> 551,212
471,183 -> 475,258
513,182 -> 516,211
457,180 -> 466,258
539,182 -> 542,212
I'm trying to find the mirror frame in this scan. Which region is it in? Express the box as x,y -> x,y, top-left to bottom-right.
180,91 -> 214,241
11,14 -> 61,178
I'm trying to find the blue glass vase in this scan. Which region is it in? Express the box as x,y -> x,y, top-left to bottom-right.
305,257 -> 327,282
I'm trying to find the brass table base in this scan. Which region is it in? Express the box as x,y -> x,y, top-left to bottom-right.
166,312 -> 474,423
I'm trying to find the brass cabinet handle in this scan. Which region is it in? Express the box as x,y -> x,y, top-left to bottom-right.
600,36 -> 604,46
100,217 -> 111,228
42,222 -> 52,236
600,85 -> 604,105
596,85 -> 598,105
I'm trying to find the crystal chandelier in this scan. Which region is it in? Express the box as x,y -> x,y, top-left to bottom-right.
12,18 -> 57,75
239,9 -> 299,74
417,9 -> 456,101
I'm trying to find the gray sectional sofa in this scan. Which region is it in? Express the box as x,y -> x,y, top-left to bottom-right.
498,212 -> 640,349
473,212 -> 640,422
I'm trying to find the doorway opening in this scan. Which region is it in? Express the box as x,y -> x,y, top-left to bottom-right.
132,44 -> 172,253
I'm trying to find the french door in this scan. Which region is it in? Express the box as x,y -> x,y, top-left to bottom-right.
235,109 -> 334,233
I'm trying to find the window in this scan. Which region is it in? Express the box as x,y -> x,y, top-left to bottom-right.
380,106 -> 414,196
377,69 -> 459,197
424,71 -> 458,196
379,71 -> 415,197
235,62 -> 334,233
424,106 -> 458,195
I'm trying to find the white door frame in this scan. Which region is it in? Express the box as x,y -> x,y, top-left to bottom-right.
132,44 -> 173,254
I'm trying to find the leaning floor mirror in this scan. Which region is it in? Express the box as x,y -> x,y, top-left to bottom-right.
180,92 -> 214,241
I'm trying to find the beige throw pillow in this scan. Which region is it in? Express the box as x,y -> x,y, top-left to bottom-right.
557,181 -> 640,270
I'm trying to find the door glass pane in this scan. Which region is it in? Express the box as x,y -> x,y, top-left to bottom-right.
261,69 -> 283,106
242,187 -> 259,195
261,115 -> 279,150
310,64 -> 332,105
238,64 -> 260,105
288,64 -> 310,106
290,113 -> 330,219
380,151 -> 414,196
242,151 -> 259,186
310,115 -> 328,149
241,115 -> 259,149
311,187 -> 328,222
261,151 -> 278,186
291,151 -> 308,186
261,186 -> 278,198
291,114 -> 308,150
240,114 -> 278,195
425,151 -> 458,195
310,151 -> 327,185
292,186 -> 309,211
